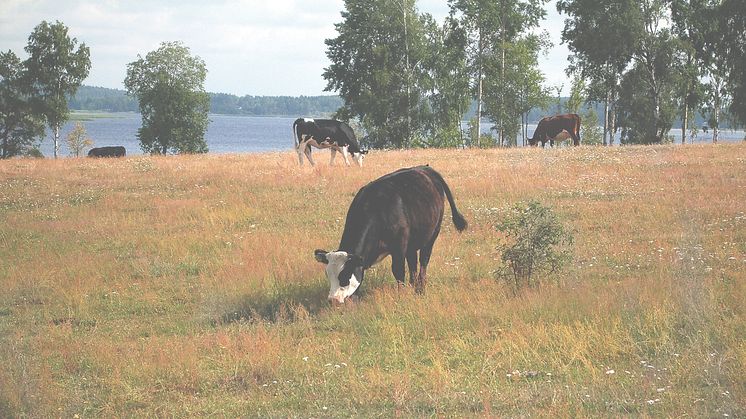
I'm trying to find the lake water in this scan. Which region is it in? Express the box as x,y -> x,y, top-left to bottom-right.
40,113 -> 744,157
41,113 -> 297,157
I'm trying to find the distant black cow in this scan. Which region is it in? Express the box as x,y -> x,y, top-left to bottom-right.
88,146 -> 126,158
315,165 -> 467,304
527,114 -> 581,147
293,118 -> 368,166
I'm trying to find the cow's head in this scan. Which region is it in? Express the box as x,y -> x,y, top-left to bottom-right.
352,149 -> 368,167
314,249 -> 363,304
527,137 -> 539,147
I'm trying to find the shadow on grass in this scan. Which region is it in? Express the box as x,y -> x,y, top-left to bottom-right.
209,267 -> 392,326
214,280 -> 332,325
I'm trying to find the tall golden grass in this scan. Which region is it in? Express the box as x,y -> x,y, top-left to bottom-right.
1,144 -> 744,416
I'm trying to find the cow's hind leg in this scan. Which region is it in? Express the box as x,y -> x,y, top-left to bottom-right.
304,145 -> 316,166
406,248 -> 418,286
391,252 -> 406,288
415,228 -> 441,294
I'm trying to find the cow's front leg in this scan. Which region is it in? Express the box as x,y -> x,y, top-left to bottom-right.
329,148 -> 337,165
341,146 -> 351,166
296,141 -> 306,165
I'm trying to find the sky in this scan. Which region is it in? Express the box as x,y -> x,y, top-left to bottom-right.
0,0 -> 571,97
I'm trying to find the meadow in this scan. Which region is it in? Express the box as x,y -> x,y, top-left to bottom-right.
0,144 -> 744,417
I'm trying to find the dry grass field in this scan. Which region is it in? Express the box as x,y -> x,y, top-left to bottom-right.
1,144 -> 744,417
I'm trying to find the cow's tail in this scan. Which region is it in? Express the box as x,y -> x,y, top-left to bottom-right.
292,119 -> 299,148
429,168 -> 467,232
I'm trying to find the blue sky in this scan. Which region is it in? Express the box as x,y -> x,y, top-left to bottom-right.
0,0 -> 570,96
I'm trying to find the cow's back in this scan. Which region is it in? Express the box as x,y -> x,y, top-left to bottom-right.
339,166 -> 445,258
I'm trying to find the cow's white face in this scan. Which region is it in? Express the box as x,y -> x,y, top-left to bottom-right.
314,249 -> 362,304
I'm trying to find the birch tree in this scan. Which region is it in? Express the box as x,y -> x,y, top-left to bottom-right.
24,21 -> 90,159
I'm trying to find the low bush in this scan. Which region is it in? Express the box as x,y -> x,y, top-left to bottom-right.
496,200 -> 573,291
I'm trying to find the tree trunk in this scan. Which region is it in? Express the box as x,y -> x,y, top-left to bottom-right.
499,37 -> 505,146
713,92 -> 720,144
682,51 -> 692,145
682,101 -> 688,145
475,27 -> 483,148
712,75 -> 723,144
54,124 -> 60,159
652,78 -> 661,143
603,89 -> 610,146
609,93 -> 617,146
402,2 -> 412,146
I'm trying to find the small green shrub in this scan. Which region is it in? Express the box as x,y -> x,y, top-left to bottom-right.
496,200 -> 573,291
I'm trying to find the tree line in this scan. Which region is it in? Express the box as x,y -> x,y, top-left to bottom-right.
323,0 -> 745,147
68,86 -> 345,117
1,21 -> 90,158
3,1 -> 744,158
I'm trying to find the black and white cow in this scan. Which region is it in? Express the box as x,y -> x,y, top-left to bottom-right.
315,165 -> 468,304
292,118 -> 368,167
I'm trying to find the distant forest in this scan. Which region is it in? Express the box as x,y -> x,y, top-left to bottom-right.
68,85 -> 713,127
67,85 -> 571,122
68,85 -> 344,117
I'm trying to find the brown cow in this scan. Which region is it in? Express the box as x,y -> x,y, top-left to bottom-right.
527,114 -> 581,147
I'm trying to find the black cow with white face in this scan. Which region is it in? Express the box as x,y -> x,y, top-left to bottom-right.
292,118 -> 368,166
315,165 -> 468,304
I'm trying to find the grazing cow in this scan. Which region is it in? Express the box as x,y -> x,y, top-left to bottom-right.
315,165 -> 468,304
527,114 -> 581,147
293,118 -> 368,167
88,146 -> 126,157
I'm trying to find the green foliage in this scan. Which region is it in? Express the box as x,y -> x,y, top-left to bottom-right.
580,106 -> 603,145
68,86 -> 139,112
125,42 -> 209,154
65,122 -> 93,157
67,86 -> 344,116
719,0 -> 746,125
210,93 -> 343,116
324,0 -> 434,148
560,0 -> 745,144
452,0 -> 549,147
565,76 -> 585,114
0,50 -> 45,158
496,200 -> 573,291
421,15 -> 471,146
23,20 -> 91,158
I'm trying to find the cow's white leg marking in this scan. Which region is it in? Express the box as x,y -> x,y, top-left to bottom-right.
341,146 -> 351,166
296,140 -> 305,165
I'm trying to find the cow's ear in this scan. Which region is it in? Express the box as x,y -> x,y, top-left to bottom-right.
346,254 -> 363,267
314,249 -> 329,264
